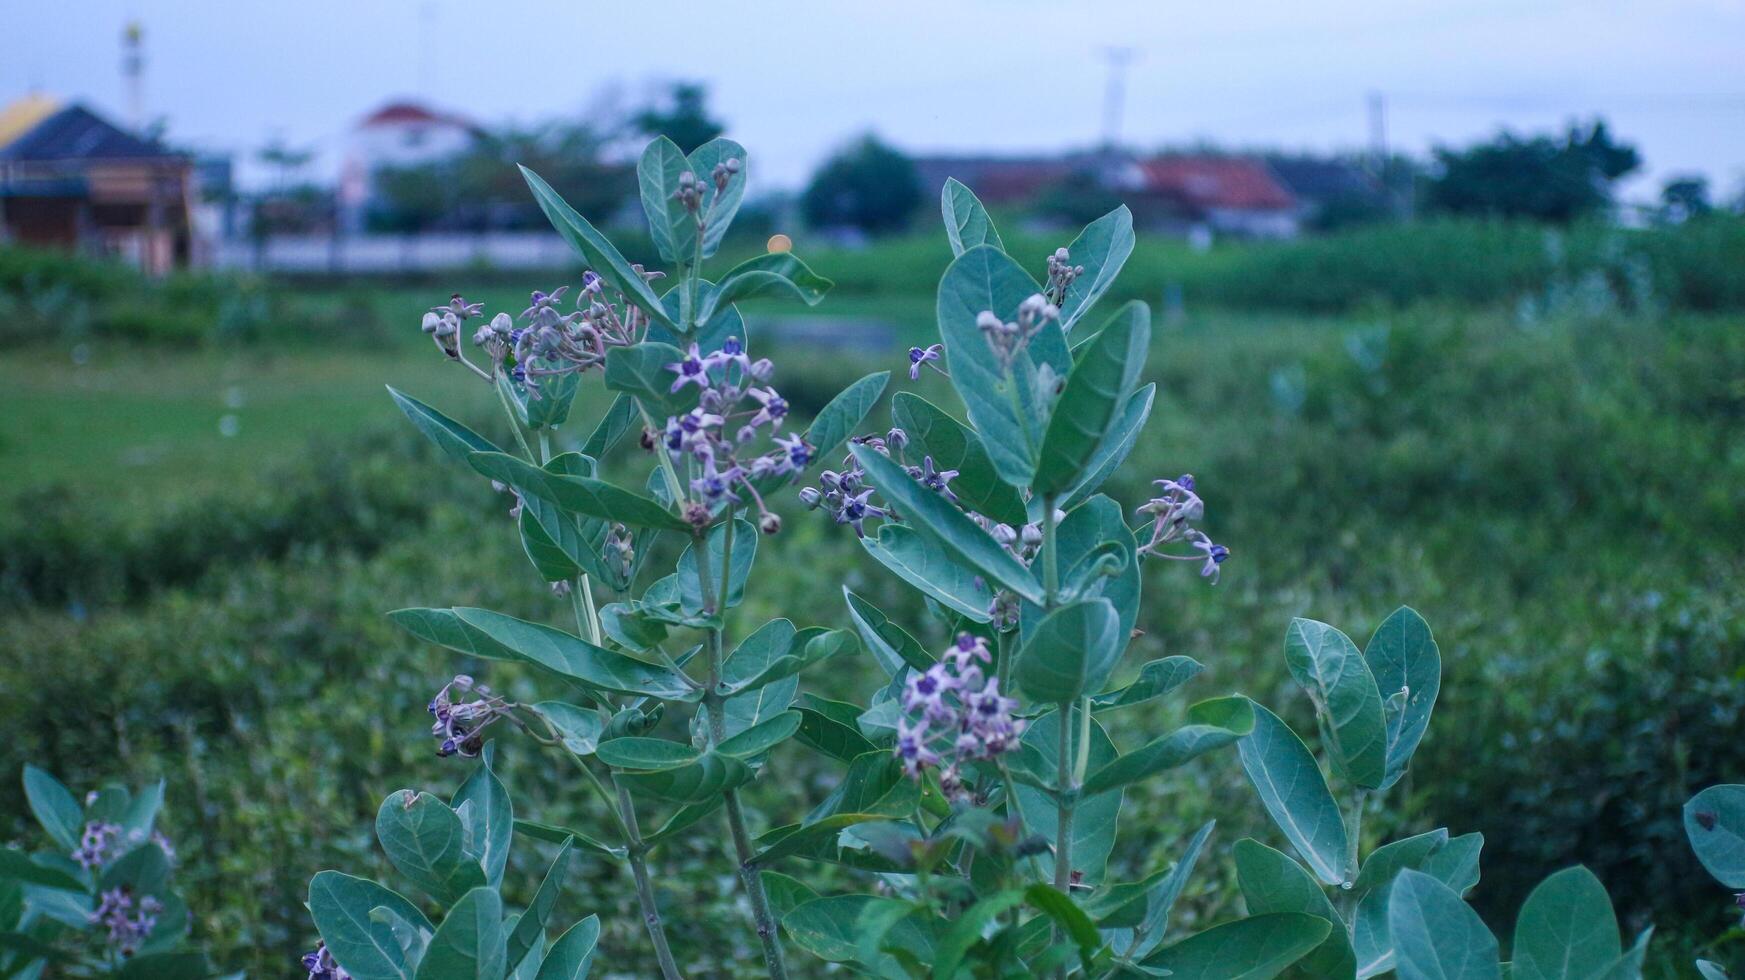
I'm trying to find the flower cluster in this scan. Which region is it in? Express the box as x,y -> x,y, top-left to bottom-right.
978,293 -> 1060,369
895,634 -> 1027,801
1137,474 -> 1231,583
672,157 -> 741,215
303,941 -> 352,980
91,886 -> 163,957
72,820 -> 121,870
1045,246 -> 1083,306
428,675 -> 516,759
659,337 -> 810,532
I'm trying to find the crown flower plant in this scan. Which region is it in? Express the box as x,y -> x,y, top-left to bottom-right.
188,140 -> 1672,980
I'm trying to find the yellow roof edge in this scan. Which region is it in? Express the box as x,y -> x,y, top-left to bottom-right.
0,94 -> 64,151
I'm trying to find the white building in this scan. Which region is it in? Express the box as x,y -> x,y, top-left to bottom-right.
338,100 -> 479,231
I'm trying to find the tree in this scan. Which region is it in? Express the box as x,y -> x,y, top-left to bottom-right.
1423,120 -> 1640,223
1660,174 -> 1712,223
632,82 -> 725,154
800,134 -> 922,235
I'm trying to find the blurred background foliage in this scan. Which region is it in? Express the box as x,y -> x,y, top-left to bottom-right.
2,210 -> 1744,976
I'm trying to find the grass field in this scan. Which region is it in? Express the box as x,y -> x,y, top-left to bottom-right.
4,233 -> 1745,976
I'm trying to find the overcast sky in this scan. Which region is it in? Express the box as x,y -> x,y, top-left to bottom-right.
6,0 -> 1744,200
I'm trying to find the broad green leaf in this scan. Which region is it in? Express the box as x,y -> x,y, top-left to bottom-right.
1602,927 -> 1653,980
1026,883 -> 1101,953
519,509 -> 582,583
507,842 -> 573,975
21,766 -> 81,852
1082,697 -> 1253,794
1364,606 -> 1441,790
0,848 -> 84,892
1014,599 -> 1123,703
520,166 -> 673,329
1092,656 -> 1204,712
721,626 -> 856,696
511,820 -> 624,860
532,702 -> 603,756
512,368 -> 579,430
1696,961 -> 1729,980
806,751 -> 916,823
677,518 -> 756,613
1085,820 -> 1212,932
580,393 -> 639,460
763,871 -> 820,921
416,887 -> 505,980
718,710 -> 803,758
795,701 -> 879,764
1512,866 -> 1620,980
1237,702 -> 1349,885
387,386 -> 502,469
515,453 -> 626,590
843,588 -> 935,677
451,607 -> 699,701
1047,494 -> 1141,644
1284,618 -> 1388,789
308,872 -> 432,980
389,607 -> 521,661
652,281 -> 748,353
1388,870 -> 1501,980
1353,828 -> 1451,894
469,451 -> 687,531
1060,382 -> 1155,511
936,244 -> 1069,486
595,738 -> 698,771
535,916 -> 599,980
615,752 -> 753,804
120,779 -> 164,839
100,842 -> 171,897
638,136 -> 696,265
890,392 -> 1027,526
689,138 -> 748,258
941,178 -> 1003,256
696,252 -> 832,326
753,813 -> 892,867
1017,707 -> 1122,883
1139,912 -> 1332,979
719,673 -> 797,742
646,799 -> 724,845
805,372 -> 891,464
602,342 -> 701,420
1126,820 -> 1217,957
851,442 -> 1043,603
861,523 -> 994,622
452,750 -> 513,889
1234,839 -> 1356,977
1685,784 -> 1745,887
1420,833 -> 1484,896
1034,301 -> 1150,497
1057,206 -> 1136,333
934,889 -> 1025,979
375,791 -> 486,904
782,894 -> 910,965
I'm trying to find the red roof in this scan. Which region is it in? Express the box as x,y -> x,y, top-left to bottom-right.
1138,156 -> 1296,212
358,101 -> 475,130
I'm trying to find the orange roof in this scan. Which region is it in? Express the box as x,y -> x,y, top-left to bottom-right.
1139,156 -> 1296,211
358,100 -> 476,131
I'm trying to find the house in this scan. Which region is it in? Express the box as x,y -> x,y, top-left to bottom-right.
339,100 -> 481,231
911,155 -> 1080,206
0,98 -> 194,273
1264,154 -> 1391,230
1135,155 -> 1300,239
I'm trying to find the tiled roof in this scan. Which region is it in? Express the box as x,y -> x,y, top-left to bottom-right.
358,100 -> 476,130
0,104 -> 181,163
1138,156 -> 1296,211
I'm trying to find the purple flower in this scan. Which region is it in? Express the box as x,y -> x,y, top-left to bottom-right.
91,886 -> 163,956
916,456 -> 959,501
690,456 -> 744,505
1191,531 -> 1230,583
72,821 -> 122,870
908,343 -> 944,380
943,633 -> 991,672
746,386 -> 789,429
666,343 -> 711,393
903,664 -> 958,721
773,432 -> 812,471
895,718 -> 942,778
304,941 -> 352,980
833,488 -> 885,537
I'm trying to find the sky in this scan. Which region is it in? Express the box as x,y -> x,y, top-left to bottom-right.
5,0 -> 1744,201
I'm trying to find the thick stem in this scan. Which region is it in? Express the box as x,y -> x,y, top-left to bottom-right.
1053,703 -> 1076,892
1344,789 -> 1368,884
615,777 -> 686,980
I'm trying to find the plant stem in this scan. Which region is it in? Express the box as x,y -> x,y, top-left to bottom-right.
495,378 -> 537,462
1053,703 -> 1076,892
615,776 -> 686,980
640,406 -> 688,509
1344,789 -> 1368,884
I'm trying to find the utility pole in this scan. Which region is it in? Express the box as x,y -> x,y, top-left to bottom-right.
122,21 -> 144,131
1100,46 -> 1138,151
1367,90 -> 1387,172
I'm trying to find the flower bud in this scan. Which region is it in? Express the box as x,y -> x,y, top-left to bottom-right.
759,512 -> 782,535
421,311 -> 442,334
798,487 -> 822,509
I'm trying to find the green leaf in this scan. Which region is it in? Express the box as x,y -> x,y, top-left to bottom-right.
1057,206 -> 1136,333
532,702 -> 603,756
933,889 -> 1025,979
936,244 -> 1068,487
581,393 -> 639,460
375,791 -> 486,904
1511,866 -> 1620,980
890,392 -> 1028,526
1092,656 -> 1204,712
516,453 -> 628,589
615,752 -> 753,803
1017,707 -> 1122,883
1353,828 -> 1451,894
753,813 -> 893,867
688,138 -> 748,258
1421,833 -> 1485,896
1284,618 -> 1388,789
1033,300 -> 1150,497
1237,702 -> 1349,885
861,523 -> 994,622
1388,870 -> 1501,980
941,178 -> 1003,256
1082,697 -> 1253,794
603,342 -> 701,420
389,607 -> 524,662
1696,961 -> 1730,980
21,766 -> 81,852
507,842 -> 573,975
1026,883 -> 1101,953
851,442 -> 1043,603
1098,820 -> 1215,955
1364,606 -> 1441,790
806,751 -> 917,823
1602,927 -> 1653,980
596,737 -> 699,771
1234,839 -> 1356,978
719,672 -> 797,742
782,894 -> 910,965
1013,599 -> 1123,703
718,711 -> 803,758
0,848 -> 84,892
843,588 -> 935,677
115,952 -> 211,980
1060,382 -> 1155,511
308,872 -> 432,980
388,386 -> 502,470
511,820 -> 624,860
677,519 -> 756,613
452,750 -> 513,890
451,607 -> 699,701
697,252 -> 832,326
638,136 -> 696,266
1047,494 -> 1141,646
534,916 -> 599,980
1685,784 -> 1745,887
515,368 -> 580,430
805,372 -> 891,464
520,165 -> 672,329
416,887 -> 505,980
469,451 -> 688,531
795,704 -> 879,764
720,623 -> 857,696
1139,912 -> 1332,979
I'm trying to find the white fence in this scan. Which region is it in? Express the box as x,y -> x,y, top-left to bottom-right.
209,233 -> 577,274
